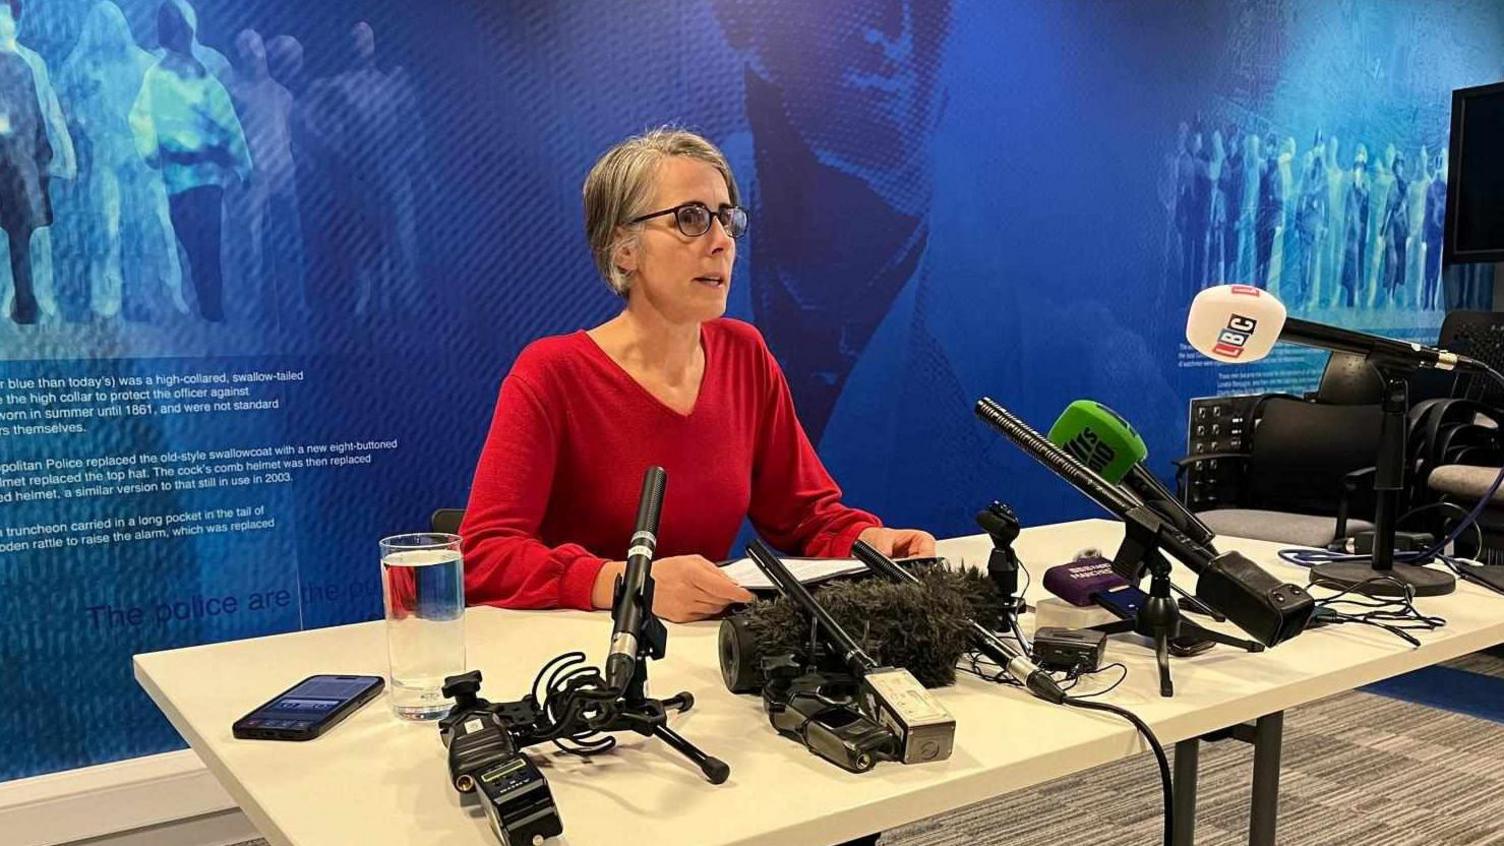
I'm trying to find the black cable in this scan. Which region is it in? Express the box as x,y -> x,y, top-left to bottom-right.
1397,501 -> 1484,555
1063,662 -> 1129,699
1308,577 -> 1447,647
959,651 -> 1172,846
1061,697 -> 1174,846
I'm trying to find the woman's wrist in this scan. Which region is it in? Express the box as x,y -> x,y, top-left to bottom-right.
590,560 -> 628,609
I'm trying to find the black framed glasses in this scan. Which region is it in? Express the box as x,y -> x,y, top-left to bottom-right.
629,202 -> 748,239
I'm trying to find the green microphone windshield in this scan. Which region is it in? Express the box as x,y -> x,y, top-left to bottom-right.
1045,400 -> 1149,483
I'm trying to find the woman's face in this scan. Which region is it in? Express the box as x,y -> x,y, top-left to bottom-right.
620,157 -> 736,325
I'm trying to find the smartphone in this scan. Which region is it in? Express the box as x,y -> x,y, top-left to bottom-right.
1091,585 -> 1216,657
233,674 -> 385,741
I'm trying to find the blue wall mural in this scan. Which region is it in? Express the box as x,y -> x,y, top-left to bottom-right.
1,0 -> 1500,780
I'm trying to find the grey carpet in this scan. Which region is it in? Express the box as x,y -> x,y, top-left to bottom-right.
233,654 -> 1504,846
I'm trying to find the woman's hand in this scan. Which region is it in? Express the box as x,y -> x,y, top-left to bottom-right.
592,555 -> 754,623
856,526 -> 938,559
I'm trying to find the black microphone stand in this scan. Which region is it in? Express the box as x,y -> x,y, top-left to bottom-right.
1309,367 -> 1456,597
599,572 -> 731,784
977,502 -> 1027,633
1089,510 -> 1261,697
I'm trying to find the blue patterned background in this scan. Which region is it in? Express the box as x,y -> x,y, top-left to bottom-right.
0,0 -> 1500,780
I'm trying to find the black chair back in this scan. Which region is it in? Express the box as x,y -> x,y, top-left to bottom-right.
1245,397 -> 1383,518
1315,352 -> 1385,405
430,508 -> 465,536
1439,311 -> 1504,405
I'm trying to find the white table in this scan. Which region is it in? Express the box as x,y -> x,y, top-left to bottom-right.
134,519 -> 1504,846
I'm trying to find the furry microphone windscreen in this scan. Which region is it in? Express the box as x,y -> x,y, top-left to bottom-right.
734,563 -> 1005,688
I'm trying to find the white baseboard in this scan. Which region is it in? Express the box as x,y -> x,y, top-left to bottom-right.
0,750 -> 257,846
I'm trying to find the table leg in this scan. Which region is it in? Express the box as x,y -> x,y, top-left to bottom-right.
1174,737 -> 1200,846
1248,711 -> 1284,846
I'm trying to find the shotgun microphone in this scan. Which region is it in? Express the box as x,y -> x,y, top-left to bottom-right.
974,398 -> 1314,647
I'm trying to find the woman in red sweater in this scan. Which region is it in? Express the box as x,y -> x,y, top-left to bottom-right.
460,128 -> 935,622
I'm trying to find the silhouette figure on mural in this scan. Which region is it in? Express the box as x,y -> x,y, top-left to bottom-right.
710,0 -> 953,446
227,28 -> 304,326
1217,123 -> 1245,287
1290,136 -> 1328,309
1321,134 -> 1345,307
265,33 -> 330,317
1339,144 -> 1370,309
1423,151 -> 1447,310
131,0 -> 251,322
1404,146 -> 1432,307
153,0 -> 232,87
1175,125 -> 1201,294
57,0 -> 187,322
1379,153 -> 1409,305
1254,132 -> 1284,290
0,1 -> 50,324
299,22 -> 420,317
0,0 -> 75,324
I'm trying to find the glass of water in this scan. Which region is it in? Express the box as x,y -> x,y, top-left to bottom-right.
380,533 -> 466,720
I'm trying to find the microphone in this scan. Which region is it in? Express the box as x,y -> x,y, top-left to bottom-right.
605,465 -> 666,692
975,398 -> 1315,647
850,541 -> 1067,704
1187,284 -> 1480,372
1046,400 -> 1219,552
746,540 -> 956,765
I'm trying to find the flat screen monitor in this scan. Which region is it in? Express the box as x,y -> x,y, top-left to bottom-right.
1446,81 -> 1504,265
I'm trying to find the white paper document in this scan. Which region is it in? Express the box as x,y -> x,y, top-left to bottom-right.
719,557 -> 871,590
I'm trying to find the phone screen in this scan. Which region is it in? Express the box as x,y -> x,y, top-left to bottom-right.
1093,585 -> 1143,619
233,675 -> 384,741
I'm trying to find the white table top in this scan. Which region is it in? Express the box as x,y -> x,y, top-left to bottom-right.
134,519 -> 1504,846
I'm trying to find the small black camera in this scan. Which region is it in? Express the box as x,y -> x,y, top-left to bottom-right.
440,671 -> 563,846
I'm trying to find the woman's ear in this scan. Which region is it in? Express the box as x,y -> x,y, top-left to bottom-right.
614,231 -> 638,276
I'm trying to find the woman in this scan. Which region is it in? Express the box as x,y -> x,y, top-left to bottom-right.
460,128 -> 935,623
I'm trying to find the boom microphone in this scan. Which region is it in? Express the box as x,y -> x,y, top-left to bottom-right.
605,466 -> 666,692
975,398 -> 1315,647
746,540 -> 956,765
1187,285 -> 1481,372
1047,400 -> 1219,552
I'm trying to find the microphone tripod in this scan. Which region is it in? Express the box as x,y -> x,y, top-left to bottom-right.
498,466 -> 729,784
1088,510 -> 1260,697
594,465 -> 728,782
593,579 -> 730,784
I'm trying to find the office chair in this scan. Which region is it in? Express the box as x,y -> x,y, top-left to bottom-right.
1409,311 -> 1504,405
1313,352 -> 1385,405
1175,395 -> 1382,547
430,508 -> 465,536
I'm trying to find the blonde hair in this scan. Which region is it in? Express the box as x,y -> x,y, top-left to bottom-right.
582,127 -> 740,296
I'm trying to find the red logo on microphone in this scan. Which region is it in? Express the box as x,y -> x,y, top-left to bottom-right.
1229,285 -> 1262,297
1212,315 -> 1259,358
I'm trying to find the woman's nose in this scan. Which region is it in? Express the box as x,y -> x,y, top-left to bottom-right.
706,217 -> 734,252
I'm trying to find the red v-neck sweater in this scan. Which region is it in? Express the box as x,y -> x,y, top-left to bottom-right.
459,318 -> 881,610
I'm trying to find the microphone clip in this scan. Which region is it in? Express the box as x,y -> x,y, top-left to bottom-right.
977,501 -> 1026,618
611,573 -> 667,665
